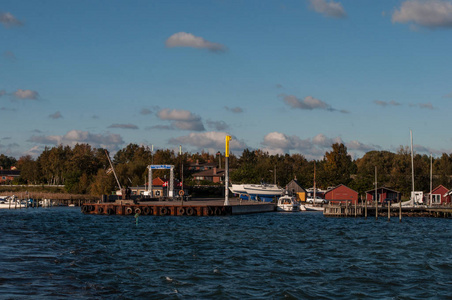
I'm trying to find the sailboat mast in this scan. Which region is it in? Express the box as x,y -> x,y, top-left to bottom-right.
410,130 -> 414,193
313,161 -> 316,200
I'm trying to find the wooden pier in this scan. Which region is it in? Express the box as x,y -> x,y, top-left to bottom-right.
324,204 -> 452,218
81,198 -> 276,216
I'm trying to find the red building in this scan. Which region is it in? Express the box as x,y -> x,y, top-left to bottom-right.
427,185 -> 449,205
324,184 -> 358,205
366,187 -> 401,203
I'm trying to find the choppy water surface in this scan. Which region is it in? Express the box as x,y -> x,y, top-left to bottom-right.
0,207 -> 451,299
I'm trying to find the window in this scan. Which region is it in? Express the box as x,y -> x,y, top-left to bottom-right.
432,194 -> 441,204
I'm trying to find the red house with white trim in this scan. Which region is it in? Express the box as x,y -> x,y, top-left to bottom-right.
324,184 -> 358,205
427,185 -> 449,205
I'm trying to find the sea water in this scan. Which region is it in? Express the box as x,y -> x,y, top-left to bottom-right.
0,207 -> 450,299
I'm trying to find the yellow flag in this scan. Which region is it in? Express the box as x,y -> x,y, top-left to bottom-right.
225,135 -> 231,157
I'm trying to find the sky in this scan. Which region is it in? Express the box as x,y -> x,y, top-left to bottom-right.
1,0 -> 452,160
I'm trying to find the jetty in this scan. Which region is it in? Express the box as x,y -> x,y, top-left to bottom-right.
81,198 -> 275,216
323,203 -> 452,218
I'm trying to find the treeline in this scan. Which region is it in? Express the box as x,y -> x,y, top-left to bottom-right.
2,143 -> 452,198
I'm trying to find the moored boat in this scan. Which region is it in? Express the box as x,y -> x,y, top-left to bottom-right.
277,194 -> 300,212
230,183 -> 284,200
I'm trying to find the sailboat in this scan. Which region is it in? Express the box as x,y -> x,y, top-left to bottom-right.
401,130 -> 425,207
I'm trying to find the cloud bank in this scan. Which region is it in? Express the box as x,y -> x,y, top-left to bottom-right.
261,132 -> 379,159
392,0 -> 452,29
169,132 -> 247,153
157,108 -> 205,131
28,130 -> 124,151
281,94 -> 348,113
166,32 -> 227,52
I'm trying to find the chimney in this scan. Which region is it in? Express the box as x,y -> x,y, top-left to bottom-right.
213,167 -> 217,175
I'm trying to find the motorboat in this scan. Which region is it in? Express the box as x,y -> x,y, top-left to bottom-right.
0,196 -> 27,209
277,194 -> 300,212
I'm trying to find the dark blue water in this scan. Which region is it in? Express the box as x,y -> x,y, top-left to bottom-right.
0,207 -> 451,299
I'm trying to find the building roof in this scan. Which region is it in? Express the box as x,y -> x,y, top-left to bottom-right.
326,184 -> 358,194
192,168 -> 225,177
365,186 -> 400,194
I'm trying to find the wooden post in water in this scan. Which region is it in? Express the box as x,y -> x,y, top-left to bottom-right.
399,199 -> 402,222
365,198 -> 367,219
375,166 -> 378,220
388,201 -> 390,222
354,199 -> 357,217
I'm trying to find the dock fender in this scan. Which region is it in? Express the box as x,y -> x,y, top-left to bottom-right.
97,207 -> 104,214
160,207 -> 168,215
214,207 -> 222,216
107,208 -> 115,215
125,207 -> 133,215
177,207 -> 185,215
186,207 -> 194,216
142,206 -> 150,215
135,207 -> 142,215
88,205 -> 94,212
81,205 -> 89,213
207,207 -> 214,216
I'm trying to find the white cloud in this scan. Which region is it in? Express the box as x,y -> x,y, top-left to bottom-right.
28,130 -> 124,151
108,123 -> 139,129
309,0 -> 347,18
0,12 -> 23,28
140,108 -> 152,115
207,120 -> 229,131
261,132 -> 377,160
13,89 -> 39,100
169,132 -> 247,153
224,106 -> 243,113
165,32 -> 227,52
49,111 -> 63,119
392,0 -> 452,29
281,94 -> 348,113
419,102 -> 434,109
373,100 -> 401,107
157,108 -> 205,131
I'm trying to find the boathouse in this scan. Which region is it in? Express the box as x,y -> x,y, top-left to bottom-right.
324,184 -> 358,205
426,185 -> 449,205
285,178 -> 307,201
0,168 -> 20,183
365,187 -> 401,204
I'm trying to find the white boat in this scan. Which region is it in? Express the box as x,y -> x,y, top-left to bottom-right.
303,204 -> 324,212
277,195 -> 300,212
0,196 -> 27,209
230,183 -> 284,197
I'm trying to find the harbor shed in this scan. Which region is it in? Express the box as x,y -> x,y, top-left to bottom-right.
426,185 -> 449,205
324,184 -> 358,205
366,187 -> 401,204
285,178 -> 307,201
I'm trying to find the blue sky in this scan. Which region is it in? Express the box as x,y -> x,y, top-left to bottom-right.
1,0 -> 452,160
